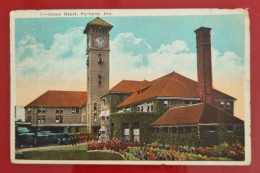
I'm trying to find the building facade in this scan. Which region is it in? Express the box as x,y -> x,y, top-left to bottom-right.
24,91 -> 87,133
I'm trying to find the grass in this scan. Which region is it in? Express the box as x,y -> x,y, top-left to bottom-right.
15,145 -> 124,160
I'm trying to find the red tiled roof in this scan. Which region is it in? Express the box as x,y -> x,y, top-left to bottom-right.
25,90 -> 87,108
152,103 -> 243,126
108,80 -> 150,93
116,72 -> 235,108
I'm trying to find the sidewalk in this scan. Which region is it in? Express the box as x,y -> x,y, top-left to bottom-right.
16,143 -> 87,153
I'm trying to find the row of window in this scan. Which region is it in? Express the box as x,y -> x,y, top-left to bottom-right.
26,107 -> 80,114
219,101 -> 231,109
26,116 -> 64,124
123,123 -> 140,142
152,126 -> 235,134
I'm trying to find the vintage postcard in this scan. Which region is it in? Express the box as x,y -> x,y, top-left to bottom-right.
10,9 -> 250,165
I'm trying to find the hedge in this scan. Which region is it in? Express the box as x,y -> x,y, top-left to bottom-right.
110,112 -> 244,147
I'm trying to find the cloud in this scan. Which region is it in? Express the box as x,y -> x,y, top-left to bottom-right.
16,27 -> 86,82
110,33 -> 244,86
16,29 -> 245,107
111,33 -> 152,68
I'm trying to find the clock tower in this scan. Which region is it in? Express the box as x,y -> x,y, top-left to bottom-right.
83,17 -> 113,133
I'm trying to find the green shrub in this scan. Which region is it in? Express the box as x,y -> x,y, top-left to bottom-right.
212,142 -> 230,157
189,153 -> 207,160
124,152 -> 139,160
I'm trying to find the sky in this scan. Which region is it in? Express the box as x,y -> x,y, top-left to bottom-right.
14,14 -> 247,119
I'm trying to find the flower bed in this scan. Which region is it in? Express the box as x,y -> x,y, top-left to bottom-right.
86,140 -> 244,161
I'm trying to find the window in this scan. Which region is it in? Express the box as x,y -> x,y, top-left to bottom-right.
56,108 -> 63,114
172,127 -> 177,134
38,108 -> 42,113
42,108 -> 47,113
41,116 -> 45,123
56,116 -> 63,123
94,103 -> 97,110
38,117 -> 41,123
163,127 -> 168,133
98,54 -> 103,64
140,106 -> 143,112
94,114 -> 97,121
56,116 -> 60,123
178,127 -> 184,134
151,105 -> 154,112
227,126 -> 234,132
37,116 -> 46,124
98,75 -> 102,85
226,102 -> 231,109
208,126 -> 217,132
185,127 -> 192,133
164,101 -> 169,108
184,100 -> 190,105
76,127 -> 79,132
72,107 -> 79,114
60,116 -> 63,123
107,116 -> 109,120
147,105 -> 150,112
220,101 -> 225,109
133,123 -> 140,142
123,123 -> 130,142
27,108 -> 31,114
102,116 -> 105,121
26,116 -> 31,123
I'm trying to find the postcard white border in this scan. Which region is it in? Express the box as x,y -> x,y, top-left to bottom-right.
10,8 -> 251,165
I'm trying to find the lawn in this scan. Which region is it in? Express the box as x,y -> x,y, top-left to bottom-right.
15,145 -> 124,160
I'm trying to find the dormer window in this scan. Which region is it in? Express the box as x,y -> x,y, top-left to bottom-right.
163,101 -> 169,108
226,102 -> 231,109
220,101 -> 225,109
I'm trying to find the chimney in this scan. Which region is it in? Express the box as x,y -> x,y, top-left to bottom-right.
195,27 -> 213,105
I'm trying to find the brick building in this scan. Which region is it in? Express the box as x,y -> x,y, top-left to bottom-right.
24,90 -> 87,133
103,27 -> 244,145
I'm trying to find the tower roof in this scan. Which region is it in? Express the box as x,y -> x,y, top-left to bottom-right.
83,17 -> 113,34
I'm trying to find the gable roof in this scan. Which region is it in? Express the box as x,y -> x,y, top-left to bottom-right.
25,90 -> 87,108
108,80 -> 150,94
116,72 -> 235,108
152,103 -> 243,126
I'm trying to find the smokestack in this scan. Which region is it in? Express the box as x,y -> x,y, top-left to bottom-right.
195,27 -> 213,105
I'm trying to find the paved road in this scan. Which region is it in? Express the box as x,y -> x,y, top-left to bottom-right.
16,143 -> 87,153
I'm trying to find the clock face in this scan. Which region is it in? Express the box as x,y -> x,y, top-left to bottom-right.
94,36 -> 106,48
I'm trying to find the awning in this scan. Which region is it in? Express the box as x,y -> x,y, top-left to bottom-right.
99,126 -> 106,132
99,110 -> 106,117
99,110 -> 110,117
104,110 -> 110,117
